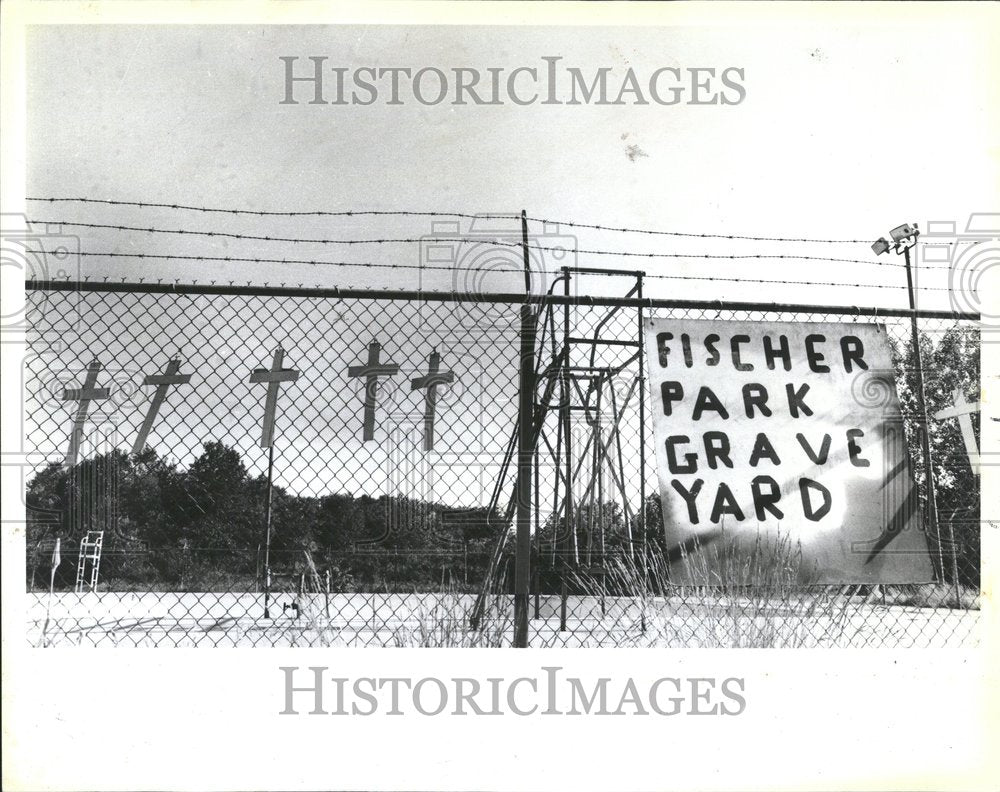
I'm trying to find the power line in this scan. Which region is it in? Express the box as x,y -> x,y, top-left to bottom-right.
28,219 -> 949,268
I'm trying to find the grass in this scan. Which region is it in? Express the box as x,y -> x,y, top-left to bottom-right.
569,531 -> 869,648
291,550 -> 513,647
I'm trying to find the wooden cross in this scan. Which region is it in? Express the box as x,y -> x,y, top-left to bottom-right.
348,341 -> 399,441
132,358 -> 193,454
934,388 -> 981,475
249,347 -> 300,448
62,359 -> 111,466
411,350 -> 454,451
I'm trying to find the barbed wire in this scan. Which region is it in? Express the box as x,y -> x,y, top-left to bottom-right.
25,249 -> 954,291
27,220 -> 955,269
27,198 -> 517,221
25,249 -> 506,275
644,273 -> 951,291
525,215 -> 870,244
27,197 -> 875,244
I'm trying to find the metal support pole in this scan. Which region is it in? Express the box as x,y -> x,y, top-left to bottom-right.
563,270 -> 577,567
521,210 -> 532,295
533,432 -> 541,620
637,273 -> 648,633
560,268 -> 573,630
902,246 -> 958,594
324,569 -> 330,618
514,305 -> 537,647
263,443 -> 275,620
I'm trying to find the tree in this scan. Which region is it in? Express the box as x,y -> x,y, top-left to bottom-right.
893,324 -> 980,586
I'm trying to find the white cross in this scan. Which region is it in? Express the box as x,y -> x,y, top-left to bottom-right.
249,347 -> 300,448
934,388 -> 980,475
62,359 -> 111,466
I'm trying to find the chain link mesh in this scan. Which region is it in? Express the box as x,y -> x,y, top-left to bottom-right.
23,285 -> 980,647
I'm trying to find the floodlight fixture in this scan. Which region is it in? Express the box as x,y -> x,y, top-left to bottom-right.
872,222 -> 920,256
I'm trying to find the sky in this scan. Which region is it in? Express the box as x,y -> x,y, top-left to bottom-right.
16,17 -> 999,506
22,21 -> 999,311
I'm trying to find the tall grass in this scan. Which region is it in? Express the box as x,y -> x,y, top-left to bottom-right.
296,551 -> 514,647
573,530 -> 866,648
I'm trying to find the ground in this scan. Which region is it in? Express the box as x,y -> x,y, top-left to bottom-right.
27,591 -> 981,648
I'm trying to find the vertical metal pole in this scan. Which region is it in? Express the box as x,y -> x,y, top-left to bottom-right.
596,373 -> 606,618
903,246 -> 958,595
560,268 -> 573,631
637,273 -> 648,633
514,305 -> 536,647
533,432 -> 541,620
263,443 -> 275,619
521,210 -> 533,295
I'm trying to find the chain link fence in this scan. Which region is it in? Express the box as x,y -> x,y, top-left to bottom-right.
22,282 -> 981,646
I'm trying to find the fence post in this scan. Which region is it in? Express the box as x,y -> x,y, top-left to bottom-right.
263,443 -> 275,619
324,569 -> 330,618
902,246 -> 957,593
637,273 -> 648,633
514,305 -> 537,647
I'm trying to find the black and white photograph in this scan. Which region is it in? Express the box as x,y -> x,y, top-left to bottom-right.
2,2 -> 997,790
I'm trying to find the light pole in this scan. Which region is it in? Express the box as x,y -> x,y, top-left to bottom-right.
872,224 -> 958,592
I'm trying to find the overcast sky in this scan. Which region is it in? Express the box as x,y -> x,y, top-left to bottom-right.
24,21 -> 998,311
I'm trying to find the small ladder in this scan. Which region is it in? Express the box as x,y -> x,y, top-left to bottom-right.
75,531 -> 104,593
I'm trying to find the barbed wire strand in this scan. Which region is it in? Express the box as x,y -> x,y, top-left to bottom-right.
26,198 -> 517,221
26,197 -> 874,244
26,220 -> 955,269
24,249 -> 954,291
526,216 -> 870,244
29,198 -> 982,250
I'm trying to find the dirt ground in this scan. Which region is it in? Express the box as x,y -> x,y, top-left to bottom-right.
26,591 -> 981,648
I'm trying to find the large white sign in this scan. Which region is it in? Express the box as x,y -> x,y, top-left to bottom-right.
645,319 -> 933,584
